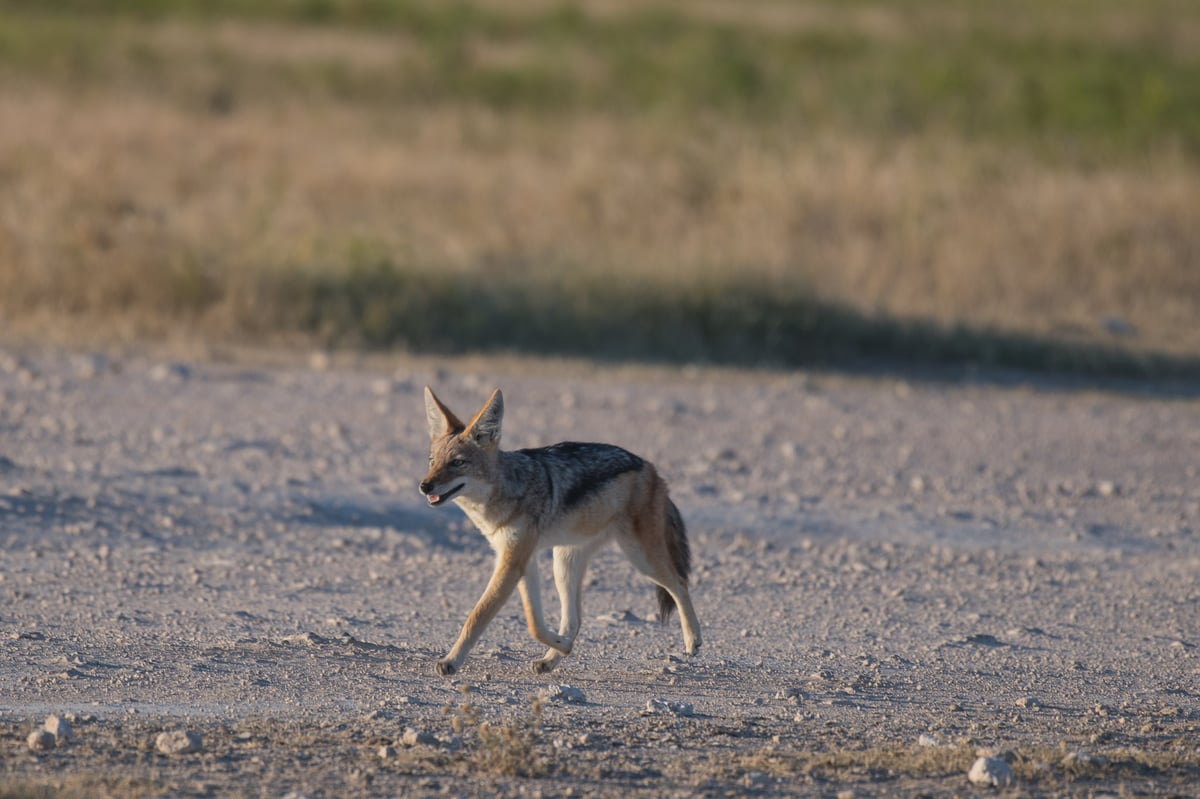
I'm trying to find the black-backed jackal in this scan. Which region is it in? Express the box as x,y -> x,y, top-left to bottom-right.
420,387 -> 701,676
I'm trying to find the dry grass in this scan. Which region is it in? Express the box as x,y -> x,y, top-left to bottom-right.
1,4 -> 1198,372
720,740 -> 1200,790
447,687 -> 549,778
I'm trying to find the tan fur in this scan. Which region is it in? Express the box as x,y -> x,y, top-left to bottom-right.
420,387 -> 701,676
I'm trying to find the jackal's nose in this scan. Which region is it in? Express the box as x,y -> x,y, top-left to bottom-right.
419,480 -> 433,495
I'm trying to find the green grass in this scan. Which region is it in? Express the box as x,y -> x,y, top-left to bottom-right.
2,1 -> 1199,159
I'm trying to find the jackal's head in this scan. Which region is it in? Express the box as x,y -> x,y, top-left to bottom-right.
419,387 -> 503,507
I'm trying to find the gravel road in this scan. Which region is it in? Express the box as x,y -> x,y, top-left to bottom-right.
2,347 -> 1198,797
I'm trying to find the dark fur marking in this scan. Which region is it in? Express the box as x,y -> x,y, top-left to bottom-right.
516,442 -> 644,511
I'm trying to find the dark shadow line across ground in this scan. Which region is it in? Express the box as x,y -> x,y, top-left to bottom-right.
265,265 -> 1200,399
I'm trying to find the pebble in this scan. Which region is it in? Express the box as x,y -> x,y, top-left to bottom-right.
401,727 -> 438,747
44,714 -> 73,743
1062,751 -> 1107,768
27,729 -> 56,752
542,684 -> 586,704
968,756 -> 1013,787
917,733 -> 939,747
156,729 -> 203,755
378,745 -> 396,759
645,698 -> 694,717
595,609 -> 640,625
72,353 -> 109,379
149,362 -> 192,382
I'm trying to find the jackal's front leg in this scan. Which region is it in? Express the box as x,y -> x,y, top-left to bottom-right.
517,558 -> 571,674
436,550 -> 526,676
531,544 -> 591,674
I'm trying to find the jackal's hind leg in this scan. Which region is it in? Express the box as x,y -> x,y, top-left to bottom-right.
616,535 -> 702,657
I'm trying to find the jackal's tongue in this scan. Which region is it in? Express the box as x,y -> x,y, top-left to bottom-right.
427,493 -> 441,504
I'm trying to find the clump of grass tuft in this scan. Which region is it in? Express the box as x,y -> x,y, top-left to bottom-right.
446,685 -> 549,778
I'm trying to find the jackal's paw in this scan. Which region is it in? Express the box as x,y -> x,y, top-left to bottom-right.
435,658 -> 457,677
530,657 -> 560,675
684,636 -> 702,656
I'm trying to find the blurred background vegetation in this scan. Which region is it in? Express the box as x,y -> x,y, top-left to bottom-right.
1,0 -> 1198,374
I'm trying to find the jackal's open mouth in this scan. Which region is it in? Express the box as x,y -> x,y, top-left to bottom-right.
427,483 -> 465,506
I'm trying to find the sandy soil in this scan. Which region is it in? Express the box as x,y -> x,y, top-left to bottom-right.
1,346 -> 1198,797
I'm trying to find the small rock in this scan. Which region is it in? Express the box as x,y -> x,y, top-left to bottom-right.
774,687 -> 804,702
27,729 -> 56,752
542,684 -> 586,704
72,353 -> 109,379
595,609 -> 640,625
149,362 -> 192,382
44,715 -> 73,743
1103,317 -> 1135,337
156,730 -> 203,755
645,698 -> 694,717
968,756 -> 1013,787
378,745 -> 396,759
1015,696 -> 1041,710
1062,751 -> 1108,768
917,733 -> 940,747
401,727 -> 438,747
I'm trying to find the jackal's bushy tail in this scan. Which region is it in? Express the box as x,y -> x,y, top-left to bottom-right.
657,499 -> 691,621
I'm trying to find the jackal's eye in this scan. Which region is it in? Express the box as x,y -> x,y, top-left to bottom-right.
451,457 -> 466,468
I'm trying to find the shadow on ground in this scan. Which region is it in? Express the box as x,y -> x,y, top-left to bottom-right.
297,495 -> 482,552
259,263 -> 1200,396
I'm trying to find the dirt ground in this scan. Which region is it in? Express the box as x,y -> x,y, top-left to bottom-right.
1,346 -> 1198,797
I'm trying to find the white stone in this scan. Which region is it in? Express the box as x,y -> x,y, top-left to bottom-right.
542,684 -> 586,704
44,714 -> 73,743
1062,751 -> 1107,768
645,698 -> 694,717
401,727 -> 437,747
156,729 -> 203,755
968,756 -> 1013,787
27,729 -> 55,752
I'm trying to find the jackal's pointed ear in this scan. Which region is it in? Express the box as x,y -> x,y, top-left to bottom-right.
465,388 -> 503,446
424,386 -> 464,440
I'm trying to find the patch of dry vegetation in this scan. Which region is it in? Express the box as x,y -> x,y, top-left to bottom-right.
0,1 -> 1198,372
714,739 -> 1200,792
447,687 -> 549,777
